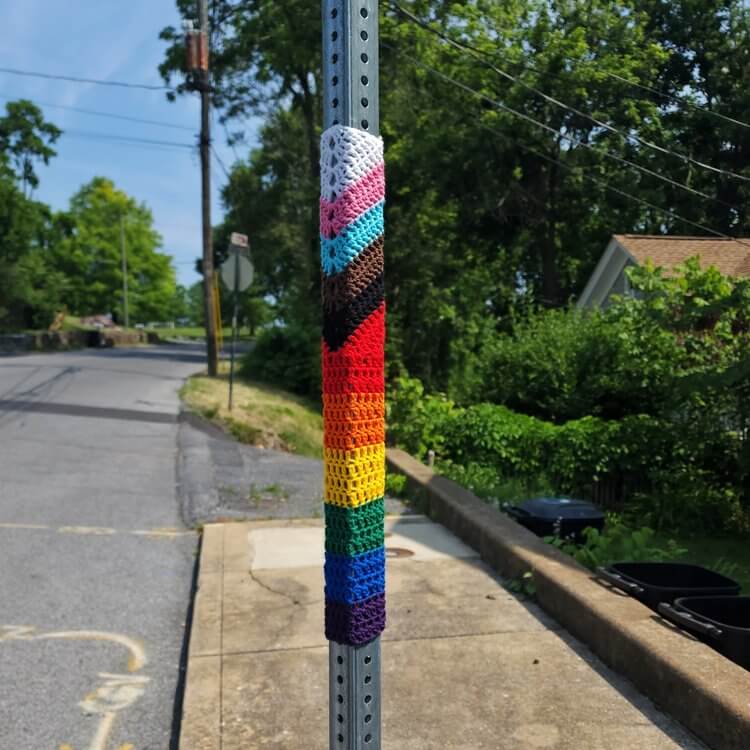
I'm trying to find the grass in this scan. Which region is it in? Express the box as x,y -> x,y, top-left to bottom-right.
148,325 -> 253,341
59,315 -> 96,332
181,365 -> 323,459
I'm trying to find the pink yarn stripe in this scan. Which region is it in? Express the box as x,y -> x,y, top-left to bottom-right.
320,162 -> 385,239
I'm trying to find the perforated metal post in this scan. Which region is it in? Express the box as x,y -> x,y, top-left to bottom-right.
323,0 -> 379,135
322,2 -> 383,749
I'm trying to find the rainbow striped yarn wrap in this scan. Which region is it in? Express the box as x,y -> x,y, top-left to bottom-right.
321,124 -> 386,646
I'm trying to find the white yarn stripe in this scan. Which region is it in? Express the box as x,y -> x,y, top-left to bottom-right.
321,125 -> 384,203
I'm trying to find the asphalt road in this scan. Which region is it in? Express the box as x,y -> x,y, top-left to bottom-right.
0,345 -> 205,750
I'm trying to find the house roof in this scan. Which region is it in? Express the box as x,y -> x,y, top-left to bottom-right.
613,234 -> 750,278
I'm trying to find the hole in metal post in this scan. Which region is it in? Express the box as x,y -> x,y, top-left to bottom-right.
361,119 -> 369,130
337,675 -> 344,684
332,31 -> 338,41
365,714 -> 372,723
337,694 -> 344,704
338,734 -> 344,743
332,53 -> 338,63
364,694 -> 372,704
361,53 -> 368,63
337,655 -> 343,665
360,7 -> 368,17
361,97 -> 369,107
332,75 -> 339,85
364,674 -> 372,684
361,30 -> 369,40
331,7 -> 338,17
365,734 -> 372,743
364,656 -> 372,665
361,75 -> 369,85
332,98 -> 339,108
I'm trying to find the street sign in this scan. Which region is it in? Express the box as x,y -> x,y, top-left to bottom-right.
230,232 -> 249,249
220,253 -> 254,292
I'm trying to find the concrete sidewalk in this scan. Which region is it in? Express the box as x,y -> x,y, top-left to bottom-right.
181,516 -> 705,750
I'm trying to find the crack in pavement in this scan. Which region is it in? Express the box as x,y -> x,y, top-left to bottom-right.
247,571 -> 314,606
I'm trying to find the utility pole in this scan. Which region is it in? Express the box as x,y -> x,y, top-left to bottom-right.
321,2 -> 384,749
120,214 -> 129,329
196,0 -> 218,375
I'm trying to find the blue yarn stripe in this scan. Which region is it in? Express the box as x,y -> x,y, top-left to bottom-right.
321,201 -> 384,276
324,547 -> 386,604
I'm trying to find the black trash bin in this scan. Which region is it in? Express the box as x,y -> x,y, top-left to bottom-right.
505,497 -> 605,543
659,596 -> 750,671
597,562 -> 741,611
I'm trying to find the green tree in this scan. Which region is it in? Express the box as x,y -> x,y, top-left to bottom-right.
0,101 -> 67,330
0,100 -> 61,196
53,177 -> 176,322
158,0 -> 750,393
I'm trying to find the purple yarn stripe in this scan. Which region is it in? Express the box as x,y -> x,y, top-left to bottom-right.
325,592 -> 386,646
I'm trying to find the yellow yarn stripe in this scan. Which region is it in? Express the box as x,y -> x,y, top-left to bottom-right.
324,467 -> 385,508
324,444 -> 385,467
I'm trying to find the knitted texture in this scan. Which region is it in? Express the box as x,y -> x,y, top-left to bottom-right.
321,125 -> 384,202
325,499 -> 385,556
325,548 -> 386,604
321,162 -> 385,238
323,237 -> 384,314
321,202 -> 384,276
325,593 -> 387,646
321,124 -> 386,646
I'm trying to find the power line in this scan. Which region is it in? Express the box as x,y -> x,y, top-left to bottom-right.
0,66 -> 174,92
389,1 -> 750,186
0,93 -> 194,132
211,145 -> 231,179
63,129 -> 195,149
478,121 -> 749,246
605,71 -> 750,132
384,42 -> 750,250
381,41 -> 741,215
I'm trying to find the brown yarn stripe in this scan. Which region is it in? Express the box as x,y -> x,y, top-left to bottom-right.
323,236 -> 384,313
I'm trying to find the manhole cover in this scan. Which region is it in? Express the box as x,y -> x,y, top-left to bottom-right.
386,547 -> 414,559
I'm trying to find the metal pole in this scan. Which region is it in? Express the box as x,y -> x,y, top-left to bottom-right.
322,2 -> 384,749
120,214 -> 129,329
199,0 -> 219,376
228,251 -> 239,411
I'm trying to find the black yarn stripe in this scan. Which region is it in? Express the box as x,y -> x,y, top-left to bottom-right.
323,273 -> 384,352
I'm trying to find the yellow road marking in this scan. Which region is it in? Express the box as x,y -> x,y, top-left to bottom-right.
88,711 -> 117,750
35,631 -> 147,672
59,526 -> 117,535
3,626 -> 148,750
0,522 -> 195,540
131,528 -> 192,538
0,522 -> 48,530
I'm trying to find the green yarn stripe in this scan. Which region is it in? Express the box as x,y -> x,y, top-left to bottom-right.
325,498 -> 385,556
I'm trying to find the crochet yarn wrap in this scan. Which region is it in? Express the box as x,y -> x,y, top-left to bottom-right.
321,125 -> 386,646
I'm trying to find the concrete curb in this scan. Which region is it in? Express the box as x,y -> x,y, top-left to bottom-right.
386,447 -> 750,750
179,524 -> 224,750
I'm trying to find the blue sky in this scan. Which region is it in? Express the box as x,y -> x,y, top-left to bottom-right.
3,0 -> 257,287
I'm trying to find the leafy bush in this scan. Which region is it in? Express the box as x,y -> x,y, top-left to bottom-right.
442,403 -> 555,475
387,376 -> 456,458
240,324 -> 321,399
547,517 -> 687,571
384,472 -> 407,497
464,306 -> 682,422
439,461 -> 553,507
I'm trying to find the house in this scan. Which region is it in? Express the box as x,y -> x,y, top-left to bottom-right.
577,234 -> 750,308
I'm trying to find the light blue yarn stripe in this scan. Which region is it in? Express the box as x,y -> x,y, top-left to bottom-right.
321,201 -> 384,276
